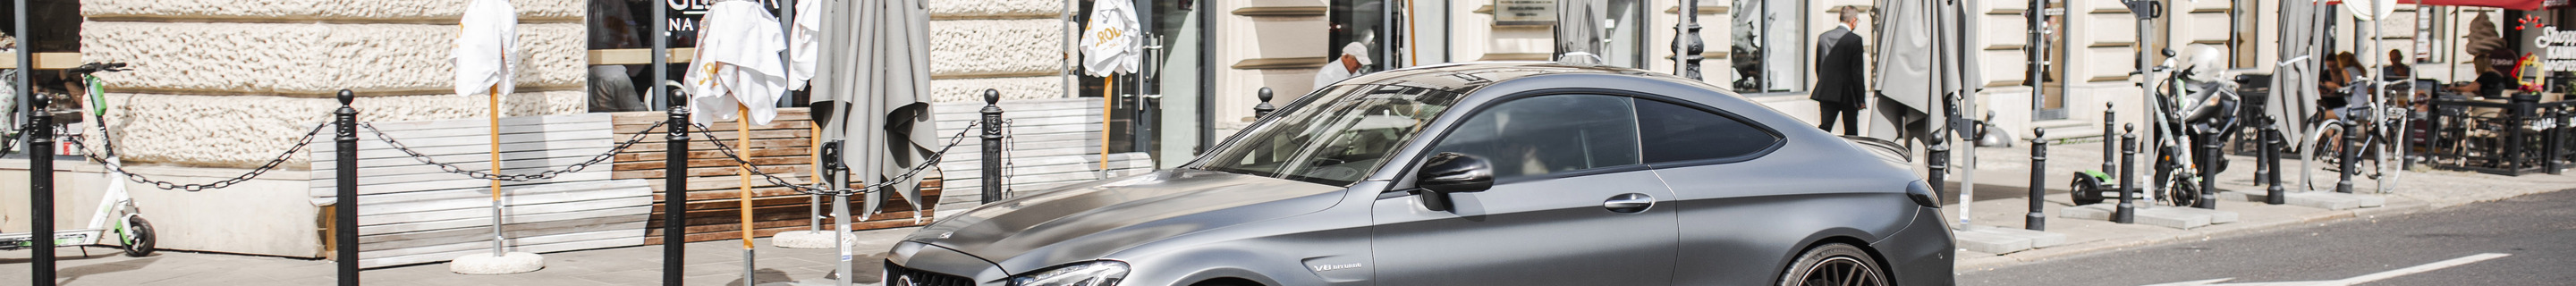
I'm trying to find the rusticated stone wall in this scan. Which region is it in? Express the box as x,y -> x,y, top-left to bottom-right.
76,0 -> 589,168
925,0 -> 1064,103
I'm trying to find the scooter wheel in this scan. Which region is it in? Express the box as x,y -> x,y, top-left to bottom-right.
122,216 -> 156,257
2069,176 -> 2104,206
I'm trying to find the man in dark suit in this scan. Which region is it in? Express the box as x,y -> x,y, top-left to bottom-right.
1811,6 -> 1867,135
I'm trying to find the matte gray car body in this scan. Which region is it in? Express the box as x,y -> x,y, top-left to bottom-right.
886,62 -> 1953,286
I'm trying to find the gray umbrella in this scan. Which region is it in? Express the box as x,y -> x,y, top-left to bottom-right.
811,0 -> 940,220
1870,0 -> 1979,145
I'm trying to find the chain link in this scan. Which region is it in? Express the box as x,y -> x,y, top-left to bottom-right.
364,121 -> 667,182
687,120 -> 980,197
68,122 -> 330,191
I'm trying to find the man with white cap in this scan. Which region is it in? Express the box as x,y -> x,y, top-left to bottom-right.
1313,39 -> 1376,90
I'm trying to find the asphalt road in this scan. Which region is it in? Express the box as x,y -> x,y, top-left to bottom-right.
1961,189 -> 2576,286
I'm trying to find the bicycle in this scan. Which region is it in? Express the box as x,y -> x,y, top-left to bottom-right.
0,62 -> 157,257
2299,76 -> 2414,192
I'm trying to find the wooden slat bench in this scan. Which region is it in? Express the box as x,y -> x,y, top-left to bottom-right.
309,113 -> 657,268
606,107 -> 943,245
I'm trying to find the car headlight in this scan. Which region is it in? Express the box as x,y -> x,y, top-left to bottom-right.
1006,260 -> 1129,286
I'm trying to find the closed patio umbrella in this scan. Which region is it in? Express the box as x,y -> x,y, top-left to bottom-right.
809,0 -> 940,284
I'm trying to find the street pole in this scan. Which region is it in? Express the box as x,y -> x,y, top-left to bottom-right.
982,89 -> 1004,204
335,90 -> 360,286
1674,0 -> 1703,80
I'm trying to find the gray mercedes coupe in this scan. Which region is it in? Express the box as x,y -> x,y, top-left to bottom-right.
885,62 -> 1953,286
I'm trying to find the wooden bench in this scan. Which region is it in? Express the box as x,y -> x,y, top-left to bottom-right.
309,113 -> 656,268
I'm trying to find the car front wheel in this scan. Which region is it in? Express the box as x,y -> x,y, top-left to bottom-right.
1776,243 -> 1887,286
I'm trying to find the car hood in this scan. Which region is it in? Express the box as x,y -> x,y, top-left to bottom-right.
902,169 -> 1346,273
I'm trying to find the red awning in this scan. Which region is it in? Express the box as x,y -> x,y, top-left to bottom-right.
2402,0 -> 2552,10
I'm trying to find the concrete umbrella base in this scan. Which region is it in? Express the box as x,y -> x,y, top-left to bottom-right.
448,252 -> 545,274
769,231 -> 845,248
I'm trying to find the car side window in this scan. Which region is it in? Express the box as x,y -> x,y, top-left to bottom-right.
1428,95 -> 1641,181
1636,98 -> 1780,164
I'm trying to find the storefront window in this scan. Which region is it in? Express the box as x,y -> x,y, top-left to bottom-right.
1725,0 -> 1805,93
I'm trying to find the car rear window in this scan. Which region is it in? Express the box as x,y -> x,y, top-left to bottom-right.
1635,99 -> 1779,164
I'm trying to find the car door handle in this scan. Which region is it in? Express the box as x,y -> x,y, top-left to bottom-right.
1603,193 -> 1656,214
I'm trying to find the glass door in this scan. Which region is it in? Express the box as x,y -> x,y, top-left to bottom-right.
1147,0 -> 1208,168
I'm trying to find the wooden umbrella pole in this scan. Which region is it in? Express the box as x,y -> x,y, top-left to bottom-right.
809,123 -> 824,230
1100,75 -> 1112,171
738,105 -> 755,250
488,86 -> 505,257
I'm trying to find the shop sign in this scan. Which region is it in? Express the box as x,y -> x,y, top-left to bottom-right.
663,0 -> 791,46
2534,27 -> 2576,72
1495,0 -> 1557,26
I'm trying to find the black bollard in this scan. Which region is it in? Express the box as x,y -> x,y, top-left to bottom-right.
2117,124 -> 2138,223
661,91 -> 690,286
335,90 -> 360,285
2197,130 -> 2219,209
2264,117 -> 2286,205
2336,109 -> 2359,193
2547,107 -> 2564,175
981,89 -> 1004,204
2028,128 -> 2047,231
29,80 -> 55,284
2103,103 -> 2117,181
1928,141 -> 1950,200
1254,88 -> 1277,120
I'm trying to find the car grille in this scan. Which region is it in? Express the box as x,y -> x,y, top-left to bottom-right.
885,261 -> 979,286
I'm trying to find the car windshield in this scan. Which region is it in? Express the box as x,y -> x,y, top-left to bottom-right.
1192,85 -> 1463,186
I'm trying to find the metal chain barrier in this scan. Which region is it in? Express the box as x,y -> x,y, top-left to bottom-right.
686,120 -> 980,197
363,121 -> 668,182
65,122 -> 330,191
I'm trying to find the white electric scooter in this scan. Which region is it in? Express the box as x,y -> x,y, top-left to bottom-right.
0,63 -> 157,257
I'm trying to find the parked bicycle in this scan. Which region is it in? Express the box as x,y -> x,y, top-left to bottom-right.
2299,75 -> 2418,192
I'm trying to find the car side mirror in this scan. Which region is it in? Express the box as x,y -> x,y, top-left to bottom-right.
1411,152 -> 1493,212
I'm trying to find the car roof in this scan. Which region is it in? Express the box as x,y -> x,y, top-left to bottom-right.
1334,61 -> 1741,101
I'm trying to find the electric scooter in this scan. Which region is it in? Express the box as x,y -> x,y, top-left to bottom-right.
0,62 -> 157,257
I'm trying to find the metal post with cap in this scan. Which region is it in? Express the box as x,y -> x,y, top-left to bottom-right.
21,0 -> 57,282
982,88 -> 1005,204
2117,124 -> 2138,223
1254,88 -> 1276,120
335,90 -> 361,286
2264,116 -> 2285,205
2028,128 -> 2047,231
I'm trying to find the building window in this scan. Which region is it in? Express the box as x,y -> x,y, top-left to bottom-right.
1725,0 -> 1806,93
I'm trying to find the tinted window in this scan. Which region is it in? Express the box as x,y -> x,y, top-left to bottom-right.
1636,99 -> 1778,164
1429,95 -> 1640,180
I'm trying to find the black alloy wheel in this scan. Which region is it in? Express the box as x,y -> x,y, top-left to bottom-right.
1777,243 -> 1888,286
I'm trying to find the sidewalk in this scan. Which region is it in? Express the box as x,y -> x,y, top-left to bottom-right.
1942,139 -> 2576,272
1,228 -> 919,285
5,142 -> 2567,284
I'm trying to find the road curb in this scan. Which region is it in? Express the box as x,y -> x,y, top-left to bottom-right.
1952,196 -> 2447,272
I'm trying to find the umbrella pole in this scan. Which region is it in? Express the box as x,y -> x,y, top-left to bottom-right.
489,86 -> 505,258
810,124 -> 823,231
736,104 -> 757,284
1101,75 -> 1113,173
